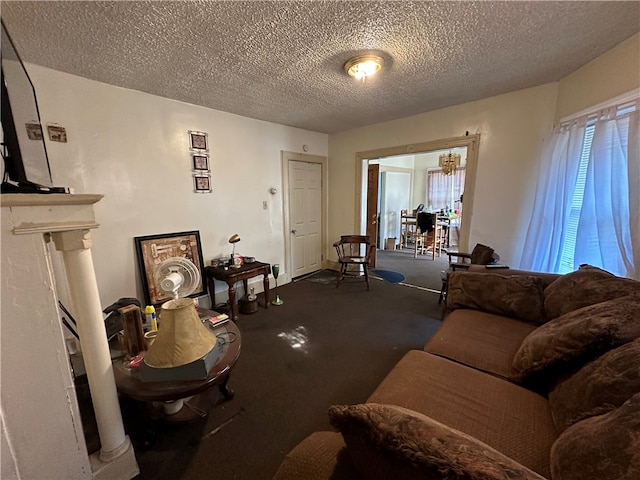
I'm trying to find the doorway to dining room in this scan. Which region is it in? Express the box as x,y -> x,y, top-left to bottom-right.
371,147 -> 467,252
357,134 -> 479,274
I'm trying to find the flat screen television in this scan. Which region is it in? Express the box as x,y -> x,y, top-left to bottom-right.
1,19 -> 66,193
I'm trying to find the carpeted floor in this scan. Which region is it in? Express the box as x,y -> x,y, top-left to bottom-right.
81,249 -> 447,480
302,247 -> 450,291
376,245 -> 450,293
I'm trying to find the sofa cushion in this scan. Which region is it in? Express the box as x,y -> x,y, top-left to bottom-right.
272,431 -> 357,480
467,266 -> 560,288
425,309 -> 536,379
549,338 -> 640,432
367,351 -> 557,478
328,403 -> 545,480
446,272 -> 547,325
550,393 -> 640,480
544,265 -> 640,320
511,292 -> 640,388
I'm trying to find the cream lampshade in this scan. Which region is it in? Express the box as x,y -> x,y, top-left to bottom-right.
144,298 -> 217,368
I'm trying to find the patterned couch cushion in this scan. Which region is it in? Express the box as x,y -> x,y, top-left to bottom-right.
549,338 -> 640,432
328,403 -> 545,480
511,292 -> 640,388
544,265 -> 640,320
446,272 -> 547,325
550,393 -> 640,480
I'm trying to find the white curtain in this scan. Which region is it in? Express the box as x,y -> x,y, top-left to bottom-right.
427,170 -> 449,210
427,167 -> 466,211
521,103 -> 639,279
575,109 -> 640,279
520,123 -> 586,272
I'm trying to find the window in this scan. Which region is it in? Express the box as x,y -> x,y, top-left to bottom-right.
522,95 -> 639,278
558,102 -> 636,274
426,167 -> 465,212
558,122 -> 594,273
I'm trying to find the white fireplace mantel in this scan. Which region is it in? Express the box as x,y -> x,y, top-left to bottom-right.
1,193 -> 138,480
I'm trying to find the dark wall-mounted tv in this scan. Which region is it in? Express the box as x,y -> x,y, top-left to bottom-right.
1,19 -> 66,193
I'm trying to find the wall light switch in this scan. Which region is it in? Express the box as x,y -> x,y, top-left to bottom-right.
263,201 -> 268,210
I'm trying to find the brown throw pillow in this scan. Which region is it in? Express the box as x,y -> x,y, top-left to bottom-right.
446,272 -> 547,325
328,403 -> 546,480
511,292 -> 640,387
544,265 -> 640,320
549,338 -> 640,432
550,393 -> 640,480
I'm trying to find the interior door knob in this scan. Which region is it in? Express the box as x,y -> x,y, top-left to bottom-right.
291,229 -> 297,234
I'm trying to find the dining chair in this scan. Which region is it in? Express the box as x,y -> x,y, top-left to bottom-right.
414,212 -> 442,260
333,235 -> 375,290
400,209 -> 414,249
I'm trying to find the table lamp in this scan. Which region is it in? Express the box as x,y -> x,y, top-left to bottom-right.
229,234 -> 241,268
140,297 -> 220,385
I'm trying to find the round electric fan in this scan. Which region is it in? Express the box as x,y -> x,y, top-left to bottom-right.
154,257 -> 201,299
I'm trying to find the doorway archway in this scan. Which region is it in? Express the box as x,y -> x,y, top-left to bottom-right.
355,134 -> 480,262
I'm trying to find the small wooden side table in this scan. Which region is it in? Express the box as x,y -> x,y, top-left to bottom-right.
112,312 -> 241,422
204,261 -> 270,321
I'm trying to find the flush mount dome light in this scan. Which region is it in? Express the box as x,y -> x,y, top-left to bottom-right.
344,54 -> 384,81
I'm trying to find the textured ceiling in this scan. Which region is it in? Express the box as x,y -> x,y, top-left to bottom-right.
2,1 -> 639,133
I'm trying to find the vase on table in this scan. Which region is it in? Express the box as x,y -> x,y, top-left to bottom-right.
272,264 -> 283,306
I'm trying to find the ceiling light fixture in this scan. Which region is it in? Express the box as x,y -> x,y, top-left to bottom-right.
439,152 -> 461,175
344,54 -> 384,81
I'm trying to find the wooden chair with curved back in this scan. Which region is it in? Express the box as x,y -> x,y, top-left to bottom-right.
333,235 -> 375,290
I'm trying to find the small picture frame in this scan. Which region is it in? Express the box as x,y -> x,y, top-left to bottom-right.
193,174 -> 212,193
192,153 -> 210,172
189,130 -> 208,151
47,124 -> 68,143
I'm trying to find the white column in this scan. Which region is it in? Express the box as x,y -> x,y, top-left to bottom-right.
52,229 -> 130,462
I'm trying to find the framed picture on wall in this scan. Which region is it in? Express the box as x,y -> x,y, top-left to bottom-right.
192,153 -> 210,172
193,174 -> 212,193
134,231 -> 207,306
188,130 -> 208,151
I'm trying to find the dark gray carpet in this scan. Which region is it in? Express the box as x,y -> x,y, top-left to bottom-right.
109,250 -> 446,479
376,246 -> 450,292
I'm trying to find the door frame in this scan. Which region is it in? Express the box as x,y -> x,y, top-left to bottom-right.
281,150 -> 328,278
355,134 -> 480,253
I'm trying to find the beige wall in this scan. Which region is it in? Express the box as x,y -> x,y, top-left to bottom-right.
555,33 -> 640,121
329,83 -> 558,266
27,65 -> 328,307
329,33 -> 640,268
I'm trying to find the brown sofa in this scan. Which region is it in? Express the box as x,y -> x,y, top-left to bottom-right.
273,265 -> 640,480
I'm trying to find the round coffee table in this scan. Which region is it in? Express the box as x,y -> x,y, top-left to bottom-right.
112,318 -> 241,423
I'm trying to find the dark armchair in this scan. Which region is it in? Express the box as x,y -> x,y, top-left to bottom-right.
446,243 -> 500,270
439,243 -> 502,304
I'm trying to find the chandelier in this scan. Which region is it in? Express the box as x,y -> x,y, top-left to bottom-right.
344,54 -> 384,81
439,152 -> 461,175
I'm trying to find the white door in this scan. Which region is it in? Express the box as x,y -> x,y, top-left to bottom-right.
288,160 -> 322,277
